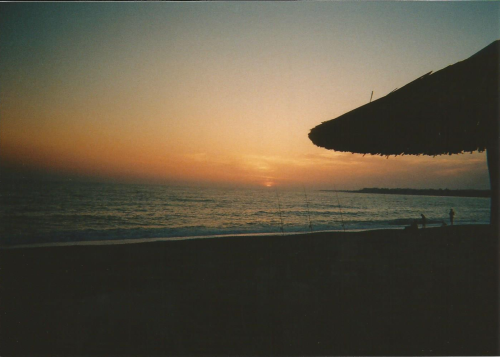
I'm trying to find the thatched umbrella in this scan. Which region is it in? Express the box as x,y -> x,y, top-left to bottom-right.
309,40 -> 499,225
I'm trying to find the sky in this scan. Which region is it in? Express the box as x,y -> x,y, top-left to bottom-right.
0,2 -> 498,189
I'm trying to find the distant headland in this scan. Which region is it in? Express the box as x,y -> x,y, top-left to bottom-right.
321,188 -> 491,198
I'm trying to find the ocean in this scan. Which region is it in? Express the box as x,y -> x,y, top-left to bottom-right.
0,180 -> 490,247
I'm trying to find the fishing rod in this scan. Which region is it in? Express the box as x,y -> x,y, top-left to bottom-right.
275,188 -> 285,236
303,185 -> 313,232
333,184 -> 346,233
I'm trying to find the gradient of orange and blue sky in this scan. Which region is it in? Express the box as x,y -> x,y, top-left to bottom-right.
0,2 -> 498,189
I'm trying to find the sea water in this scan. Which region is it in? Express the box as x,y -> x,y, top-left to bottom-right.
0,180 -> 490,246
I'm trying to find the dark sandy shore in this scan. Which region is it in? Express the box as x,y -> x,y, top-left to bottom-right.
1,225 -> 498,356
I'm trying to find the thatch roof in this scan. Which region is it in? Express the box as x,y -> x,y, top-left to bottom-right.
308,40 -> 499,156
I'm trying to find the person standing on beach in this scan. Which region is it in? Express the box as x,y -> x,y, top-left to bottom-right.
421,214 -> 427,228
449,209 -> 455,225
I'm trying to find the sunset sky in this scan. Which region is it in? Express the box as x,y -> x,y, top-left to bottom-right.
1,2 -> 498,189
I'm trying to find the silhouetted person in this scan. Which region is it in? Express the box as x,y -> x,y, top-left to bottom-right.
449,209 -> 455,225
421,214 -> 427,228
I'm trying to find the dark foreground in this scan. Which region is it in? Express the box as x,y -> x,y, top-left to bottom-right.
1,226 -> 498,355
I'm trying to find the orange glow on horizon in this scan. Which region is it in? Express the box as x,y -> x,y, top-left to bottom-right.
0,3 -> 494,190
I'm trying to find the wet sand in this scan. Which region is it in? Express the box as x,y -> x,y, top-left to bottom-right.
1,225 -> 498,355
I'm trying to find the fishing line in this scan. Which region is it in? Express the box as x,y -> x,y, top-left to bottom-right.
333,183 -> 346,233
275,188 -> 285,236
303,185 -> 313,232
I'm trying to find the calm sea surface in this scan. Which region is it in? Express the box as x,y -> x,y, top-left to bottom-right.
0,180 -> 490,246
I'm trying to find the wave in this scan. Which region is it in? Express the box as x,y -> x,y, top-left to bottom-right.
1,182 -> 490,247
1,218 -> 488,247
167,198 -> 216,203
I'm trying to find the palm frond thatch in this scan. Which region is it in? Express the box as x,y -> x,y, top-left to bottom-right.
309,40 -> 499,157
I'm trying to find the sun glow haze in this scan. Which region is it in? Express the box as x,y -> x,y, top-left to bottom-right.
0,3 -> 497,189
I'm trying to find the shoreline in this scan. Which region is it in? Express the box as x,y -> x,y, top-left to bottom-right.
1,224 -> 489,250
0,227 -> 392,250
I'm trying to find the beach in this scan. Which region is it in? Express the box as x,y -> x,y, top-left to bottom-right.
1,225 -> 498,355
